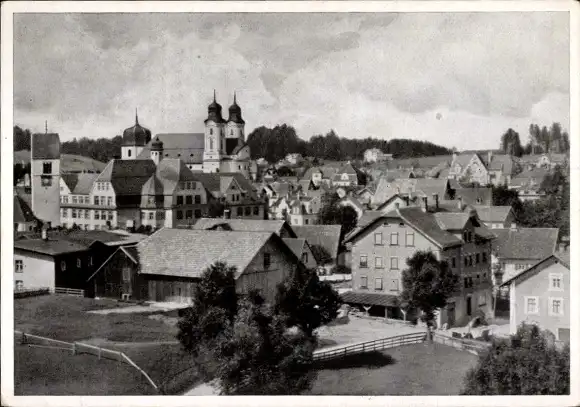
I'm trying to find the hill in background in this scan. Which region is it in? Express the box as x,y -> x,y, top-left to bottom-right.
14,150 -> 107,173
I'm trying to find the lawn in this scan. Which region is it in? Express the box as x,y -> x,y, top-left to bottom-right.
307,343 -> 478,395
14,295 -> 178,342
14,344 -> 156,395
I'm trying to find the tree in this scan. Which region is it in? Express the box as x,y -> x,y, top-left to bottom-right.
462,324 -> 569,395
14,126 -> 32,151
499,128 -> 523,157
492,184 -> 523,219
277,166 -> 295,177
177,262 -> 238,357
213,292 -> 317,395
318,192 -> 358,239
274,268 -> 342,337
400,250 -> 459,331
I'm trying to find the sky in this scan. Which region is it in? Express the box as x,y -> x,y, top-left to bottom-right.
13,12 -> 570,150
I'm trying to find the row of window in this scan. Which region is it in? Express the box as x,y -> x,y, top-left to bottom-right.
15,257 -> 94,273
176,195 -> 202,205
176,209 -> 202,220
463,252 -> 488,267
60,195 -> 114,206
360,255 -> 400,270
462,231 -> 474,243
95,182 -> 111,191
180,181 -> 198,190
62,208 -> 114,221
359,276 -> 399,292
374,231 -> 415,247
515,263 -> 532,271
62,223 -> 107,230
142,211 -> 166,221
464,273 -> 487,288
525,296 -> 564,316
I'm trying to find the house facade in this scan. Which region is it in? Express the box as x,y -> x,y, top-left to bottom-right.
364,148 -> 392,163
502,253 -> 570,342
448,151 -> 520,186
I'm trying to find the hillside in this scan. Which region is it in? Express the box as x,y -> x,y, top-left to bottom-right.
14,150 -> 107,173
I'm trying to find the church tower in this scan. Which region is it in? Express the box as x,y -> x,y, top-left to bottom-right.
203,90 -> 225,173
226,92 -> 245,142
31,126 -> 61,227
121,110 -> 152,160
150,137 -> 164,166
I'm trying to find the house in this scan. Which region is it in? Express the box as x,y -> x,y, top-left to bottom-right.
268,196 -> 291,221
292,225 -> 342,266
501,251 -> 570,342
288,195 -> 321,226
285,153 -> 303,165
343,199 -> 496,327
375,194 -> 417,215
302,166 -> 339,187
509,167 -> 550,202
188,217 -> 297,238
450,187 -> 493,206
371,177 -> 451,208
448,151 -> 521,186
491,226 -> 559,287
471,206 -> 515,229
14,193 -> 39,232
60,172 -> 109,230
87,228 -> 303,303
364,148 -> 393,163
331,162 -> 360,187
534,153 -> 568,169
282,238 -> 318,270
355,186 -> 375,205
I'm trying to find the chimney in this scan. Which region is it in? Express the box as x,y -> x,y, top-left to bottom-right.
404,196 -> 410,207
457,196 -> 463,210
432,193 -> 439,210
421,196 -> 428,212
223,209 -> 231,219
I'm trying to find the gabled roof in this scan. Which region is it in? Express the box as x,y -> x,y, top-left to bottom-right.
282,238 -> 306,259
61,173 -> 99,195
14,238 -> 88,256
450,153 -> 472,170
190,218 -> 296,237
31,133 -> 60,159
138,133 -> 205,164
97,159 -> 157,196
500,252 -> 570,287
414,178 -> 449,198
454,187 -> 492,206
472,205 -> 513,223
340,196 -> 364,212
292,225 -> 342,259
14,194 -> 37,223
433,212 -> 470,230
484,154 -> 518,174
136,228 -> 294,278
492,227 -> 559,260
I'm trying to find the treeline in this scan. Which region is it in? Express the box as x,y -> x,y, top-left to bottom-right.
499,122 -> 569,157
247,125 -> 452,163
14,126 -> 122,163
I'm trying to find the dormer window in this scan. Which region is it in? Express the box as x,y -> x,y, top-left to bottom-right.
210,128 -> 213,135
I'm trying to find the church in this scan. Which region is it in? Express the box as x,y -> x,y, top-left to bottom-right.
120,92 -> 253,178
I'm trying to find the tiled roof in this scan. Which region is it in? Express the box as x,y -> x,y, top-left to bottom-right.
14,238 -> 89,256
450,154 -> 472,170
341,291 -> 400,307
383,155 -> 452,170
282,238 -> 306,259
270,181 -> 292,197
292,225 -> 342,259
472,205 -> 513,223
97,159 -> 158,196
136,228 -> 277,278
433,212 -> 470,230
510,167 -> 550,187
492,228 -> 559,260
501,252 -> 570,287
137,133 -> 205,164
454,187 -> 492,206
31,133 -> 60,159
192,172 -> 258,200
414,178 -> 449,198
485,154 -> 518,174
16,230 -> 147,246
191,218 -> 294,237
397,207 -> 464,248
358,210 -> 384,228
72,173 -> 99,195
14,194 -> 37,223
61,173 -> 79,192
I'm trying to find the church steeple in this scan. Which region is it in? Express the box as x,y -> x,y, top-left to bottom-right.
135,108 -> 139,125
227,91 -> 244,124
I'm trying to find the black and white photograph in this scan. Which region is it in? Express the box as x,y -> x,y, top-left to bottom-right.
1,1 -> 578,405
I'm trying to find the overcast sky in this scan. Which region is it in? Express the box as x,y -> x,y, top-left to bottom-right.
14,12 -> 569,150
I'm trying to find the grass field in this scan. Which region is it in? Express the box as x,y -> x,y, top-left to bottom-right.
14,295 -> 178,342
14,344 -> 155,395
307,343 -> 478,395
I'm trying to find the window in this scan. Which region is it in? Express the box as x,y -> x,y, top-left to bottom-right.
482,252 -> 487,263
375,257 -> 384,268
72,196 -> 78,204
41,176 -> 52,187
359,255 -> 368,268
263,253 -> 271,269
107,197 -> 113,206
61,208 -> 68,218
177,210 -> 183,220
305,219 -> 309,225
549,298 -> 564,316
405,232 -> 414,247
469,256 -> 473,266
94,196 -> 99,205
177,196 -> 183,205
15,260 -> 23,273
84,210 -> 90,219
186,210 -> 193,219
549,273 -> 563,291
390,232 -> 399,246
476,253 -> 480,264
77,258 -> 81,268
464,257 -> 468,267
360,276 -> 368,289
374,232 -> 383,245
194,209 -> 202,218
128,149 -> 132,157
72,209 -> 77,219
390,257 -> 399,270
452,258 -> 456,268
389,279 -> 399,292
108,211 -> 114,221
186,196 -> 193,205
302,252 -> 308,264
468,231 -> 472,242
210,128 -> 213,135
525,296 -> 539,314
148,212 -> 154,220
231,129 -> 234,135
43,162 -> 52,174
237,207 -> 243,216
194,195 -> 201,204
122,267 -> 131,282
374,278 -> 383,291
61,261 -> 67,271
253,206 -> 259,215
245,207 -> 251,216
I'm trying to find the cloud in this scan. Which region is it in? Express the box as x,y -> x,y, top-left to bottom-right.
13,12 -> 569,152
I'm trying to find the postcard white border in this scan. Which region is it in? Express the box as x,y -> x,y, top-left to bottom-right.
1,1 -> 579,407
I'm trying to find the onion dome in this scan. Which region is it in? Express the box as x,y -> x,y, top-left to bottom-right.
205,90 -> 225,123
123,110 -> 152,146
151,136 -> 163,151
227,92 -> 245,124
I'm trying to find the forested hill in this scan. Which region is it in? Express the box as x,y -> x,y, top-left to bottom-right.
247,125 -> 452,163
14,124 -> 452,164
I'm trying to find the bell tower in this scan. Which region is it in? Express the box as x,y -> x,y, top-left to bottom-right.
203,90 -> 225,173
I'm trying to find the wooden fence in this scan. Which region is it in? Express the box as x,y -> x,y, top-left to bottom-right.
15,330 -> 158,392
432,333 -> 492,355
313,332 -> 427,362
52,287 -> 85,297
